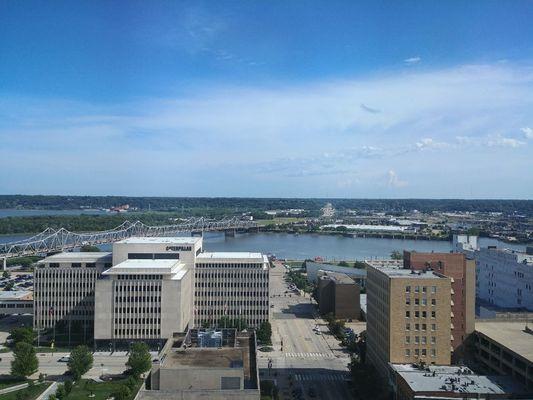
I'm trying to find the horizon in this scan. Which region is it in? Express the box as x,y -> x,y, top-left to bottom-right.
1,1 -> 532,198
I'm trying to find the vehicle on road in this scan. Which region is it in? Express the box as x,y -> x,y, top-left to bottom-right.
58,356 -> 70,362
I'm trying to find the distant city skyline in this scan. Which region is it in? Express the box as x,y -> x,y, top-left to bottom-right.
1,1 -> 532,198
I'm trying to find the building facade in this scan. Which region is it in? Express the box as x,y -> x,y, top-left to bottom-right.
475,247 -> 533,311
366,265 -> 452,377
194,252 -> 269,329
404,251 -> 476,358
317,270 -> 360,319
0,290 -> 33,316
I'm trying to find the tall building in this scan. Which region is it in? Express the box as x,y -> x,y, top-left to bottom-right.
366,265 -> 452,377
475,247 -> 533,311
33,252 -> 112,339
34,236 -> 269,347
194,252 -> 269,329
403,251 -> 475,359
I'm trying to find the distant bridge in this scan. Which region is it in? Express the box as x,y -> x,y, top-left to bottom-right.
0,217 -> 258,267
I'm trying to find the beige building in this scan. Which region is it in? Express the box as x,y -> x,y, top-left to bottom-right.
366,265 -> 452,376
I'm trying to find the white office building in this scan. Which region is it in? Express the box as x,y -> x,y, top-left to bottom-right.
34,236 -> 269,346
475,247 -> 533,310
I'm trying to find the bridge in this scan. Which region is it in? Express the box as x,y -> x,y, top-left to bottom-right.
0,217 -> 258,268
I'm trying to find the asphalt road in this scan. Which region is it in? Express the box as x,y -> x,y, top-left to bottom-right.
258,263 -> 353,400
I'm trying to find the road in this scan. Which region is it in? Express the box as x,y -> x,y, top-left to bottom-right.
257,262 -> 353,400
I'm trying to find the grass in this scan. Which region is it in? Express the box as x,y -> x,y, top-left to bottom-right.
255,217 -> 305,226
0,382 -> 51,400
0,378 -> 27,390
64,379 -> 141,400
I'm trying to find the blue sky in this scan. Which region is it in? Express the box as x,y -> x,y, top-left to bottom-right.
1,1 -> 532,198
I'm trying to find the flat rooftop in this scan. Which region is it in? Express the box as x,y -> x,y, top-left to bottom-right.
102,259 -> 187,278
373,266 -> 447,279
116,237 -> 201,245
475,321 -> 533,364
0,290 -> 33,301
197,252 -> 266,261
162,348 -> 244,369
391,364 -> 527,395
38,252 -> 112,263
318,270 -> 355,284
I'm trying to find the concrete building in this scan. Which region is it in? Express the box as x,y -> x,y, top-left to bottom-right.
473,321 -> 533,390
0,290 -> 33,316
305,261 -> 367,288
33,252 -> 112,335
390,363 -> 530,400
317,270 -> 360,319
404,251 -> 476,359
452,234 -> 479,255
194,252 -> 269,329
142,329 -> 260,400
474,247 -> 533,311
34,237 -> 269,346
366,265 -> 452,377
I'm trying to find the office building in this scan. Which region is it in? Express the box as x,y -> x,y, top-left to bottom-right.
404,251 -> 476,358
475,247 -> 533,311
194,252 -> 269,329
366,265 -> 452,377
142,329 -> 260,400
317,270 -> 360,319
305,261 -> 367,288
33,252 -> 112,335
34,237 -> 269,346
473,321 -> 533,390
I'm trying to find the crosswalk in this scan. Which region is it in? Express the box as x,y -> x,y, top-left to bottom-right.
294,372 -> 349,382
284,352 -> 335,358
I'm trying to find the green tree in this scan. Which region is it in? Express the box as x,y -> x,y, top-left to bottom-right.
390,250 -> 403,260
67,345 -> 93,380
55,384 -> 65,400
80,244 -> 100,252
126,342 -> 151,378
64,380 -> 73,395
11,342 -> 38,378
5,281 -> 14,291
111,385 -> 131,400
256,321 -> 272,344
9,327 -> 36,346
2,270 -> 9,278
338,261 -> 350,267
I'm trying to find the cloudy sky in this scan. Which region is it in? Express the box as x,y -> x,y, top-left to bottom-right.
1,1 -> 532,198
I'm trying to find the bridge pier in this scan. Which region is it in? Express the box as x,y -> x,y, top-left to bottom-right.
224,229 -> 236,238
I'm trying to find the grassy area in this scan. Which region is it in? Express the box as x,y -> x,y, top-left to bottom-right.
255,217 -> 305,226
65,379 -> 141,400
0,382 -> 51,400
0,378 -> 27,390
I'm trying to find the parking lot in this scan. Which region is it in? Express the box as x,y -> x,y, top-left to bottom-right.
0,271 -> 33,291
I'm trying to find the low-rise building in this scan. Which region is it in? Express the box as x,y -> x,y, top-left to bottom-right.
305,261 -> 367,288
317,270 -> 360,319
142,329 -> 260,400
473,321 -> 533,390
0,290 -> 33,316
390,363 -> 530,400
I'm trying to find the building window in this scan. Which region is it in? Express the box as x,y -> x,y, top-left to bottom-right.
405,336 -> 410,344
406,286 -> 411,293
431,299 -> 436,305
415,323 -> 419,331
431,336 -> 436,344
415,336 -> 419,344
431,286 -> 437,294
431,324 -> 436,331
422,349 -> 427,356
415,298 -> 419,305
421,337 -> 427,345
405,311 -> 410,318
431,311 -> 436,318
415,311 -> 420,318
405,298 -> 411,305
431,349 -> 436,357
415,286 -> 420,293
405,323 -> 410,330
405,349 -> 411,357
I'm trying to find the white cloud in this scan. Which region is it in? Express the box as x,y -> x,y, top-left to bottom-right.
486,134 -> 526,148
387,170 -> 408,188
404,56 -> 421,65
521,127 -> 533,139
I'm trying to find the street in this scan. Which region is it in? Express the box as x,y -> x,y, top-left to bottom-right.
258,262 -> 353,400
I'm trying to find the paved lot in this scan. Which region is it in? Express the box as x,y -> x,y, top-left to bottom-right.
258,262 -> 353,400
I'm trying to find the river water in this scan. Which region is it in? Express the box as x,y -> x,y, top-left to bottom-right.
0,231 -> 525,260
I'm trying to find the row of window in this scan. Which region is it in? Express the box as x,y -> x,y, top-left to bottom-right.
405,285 -> 438,294
405,310 -> 437,318
406,322 -> 437,331
196,282 -> 268,288
195,291 -> 268,297
114,296 -> 162,303
114,317 -> 161,325
127,253 -> 180,260
406,298 -> 437,306
405,348 -> 437,357
114,307 -> 162,314
114,328 -> 160,337
0,303 -> 32,308
196,309 -> 268,316
405,336 -> 436,344
195,300 -> 268,306
116,274 -> 163,280
196,263 -> 264,269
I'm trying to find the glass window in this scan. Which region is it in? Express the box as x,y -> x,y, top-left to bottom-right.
405,298 -> 411,305
405,336 -> 410,344
405,349 -> 411,357
415,286 -> 420,293
406,286 -> 411,293
431,324 -> 436,331
431,286 -> 437,294
431,311 -> 436,318
405,311 -> 410,318
405,323 -> 410,330
431,349 -> 436,357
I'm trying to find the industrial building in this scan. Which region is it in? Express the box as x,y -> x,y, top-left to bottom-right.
142,328 -> 260,400
33,236 -> 269,346
316,270 -> 360,319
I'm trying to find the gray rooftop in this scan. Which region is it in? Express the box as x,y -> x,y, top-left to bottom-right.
103,259 -> 187,278
374,266 -> 446,279
0,290 -> 33,300
116,237 -> 201,245
38,252 -> 112,263
162,348 -> 244,369
475,321 -> 533,364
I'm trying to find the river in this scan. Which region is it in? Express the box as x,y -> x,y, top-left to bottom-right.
0,231 -> 525,260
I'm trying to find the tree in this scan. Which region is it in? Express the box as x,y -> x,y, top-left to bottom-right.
338,261 -> 350,267
80,244 -> 100,252
126,342 -> 151,378
390,250 -> 403,260
55,384 -> 65,400
9,327 -> 36,346
111,385 -> 131,400
11,342 -> 38,378
5,281 -> 14,291
2,270 -> 9,278
68,345 -> 93,380
256,321 -> 272,344
64,380 -> 73,395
